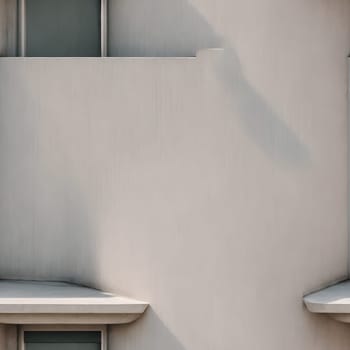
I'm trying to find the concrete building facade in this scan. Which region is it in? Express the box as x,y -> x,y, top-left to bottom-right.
0,0 -> 350,349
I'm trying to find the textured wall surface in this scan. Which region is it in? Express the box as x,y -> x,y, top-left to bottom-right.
0,0 -> 349,349
0,0 -> 7,55
0,0 -> 16,56
108,0 -> 221,56
0,325 -> 17,350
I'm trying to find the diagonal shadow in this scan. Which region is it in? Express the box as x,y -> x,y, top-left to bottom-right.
108,0 -> 221,57
210,43 -> 310,166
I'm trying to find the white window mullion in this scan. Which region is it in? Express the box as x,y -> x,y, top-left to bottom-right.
19,0 -> 26,57
101,0 -> 108,57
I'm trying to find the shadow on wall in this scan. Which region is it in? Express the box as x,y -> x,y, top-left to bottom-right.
0,3 -> 312,350
108,0 -> 221,57
109,309 -> 186,350
214,45 -> 310,166
0,64 -> 98,286
109,0 -> 309,165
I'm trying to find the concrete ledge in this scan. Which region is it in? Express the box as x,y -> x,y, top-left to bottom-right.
304,280 -> 350,323
0,280 -> 148,324
0,48 -> 223,61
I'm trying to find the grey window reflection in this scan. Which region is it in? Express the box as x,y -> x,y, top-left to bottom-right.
26,0 -> 101,57
24,331 -> 101,350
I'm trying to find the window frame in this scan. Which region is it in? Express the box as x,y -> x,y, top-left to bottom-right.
18,0 -> 108,57
18,324 -> 107,350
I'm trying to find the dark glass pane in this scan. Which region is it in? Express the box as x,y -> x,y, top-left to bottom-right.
24,331 -> 101,343
26,344 -> 100,350
26,0 -> 101,57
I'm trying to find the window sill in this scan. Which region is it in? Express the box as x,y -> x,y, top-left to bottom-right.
304,280 -> 350,323
0,280 -> 148,325
0,48 -> 223,60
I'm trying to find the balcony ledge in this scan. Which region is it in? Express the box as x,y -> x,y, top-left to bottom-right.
304,280 -> 350,323
0,48 -> 223,61
0,280 -> 148,324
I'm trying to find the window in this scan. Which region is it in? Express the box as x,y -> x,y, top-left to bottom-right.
19,326 -> 107,350
19,0 -> 107,57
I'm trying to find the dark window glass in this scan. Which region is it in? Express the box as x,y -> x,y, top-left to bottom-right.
24,331 -> 101,350
26,0 -> 101,57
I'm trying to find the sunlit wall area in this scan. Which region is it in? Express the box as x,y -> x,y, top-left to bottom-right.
0,1 -> 349,350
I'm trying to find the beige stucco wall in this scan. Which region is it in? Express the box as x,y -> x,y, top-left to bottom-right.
0,0 -> 350,349
0,325 -> 17,350
108,0 -> 220,56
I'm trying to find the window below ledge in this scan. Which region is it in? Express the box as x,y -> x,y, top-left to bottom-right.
19,325 -> 107,350
0,0 -> 221,58
0,280 -> 148,324
0,280 -> 147,350
18,0 -> 108,57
